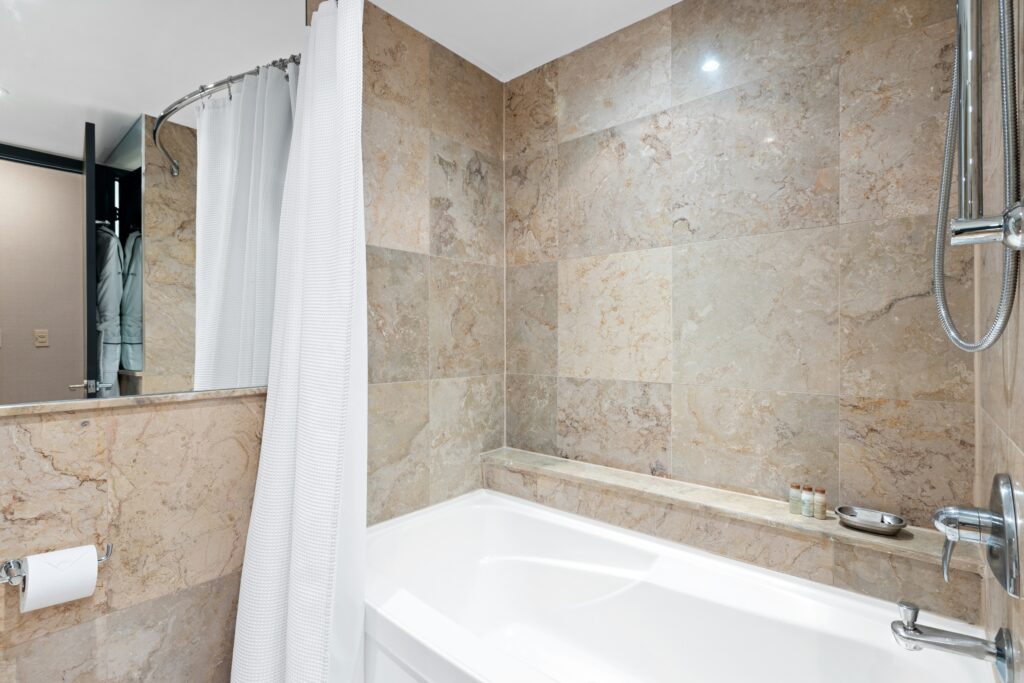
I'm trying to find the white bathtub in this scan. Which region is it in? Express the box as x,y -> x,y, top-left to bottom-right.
364,490 -> 991,683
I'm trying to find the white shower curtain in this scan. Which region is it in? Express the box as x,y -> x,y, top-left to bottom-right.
232,1 -> 367,681
194,63 -> 295,391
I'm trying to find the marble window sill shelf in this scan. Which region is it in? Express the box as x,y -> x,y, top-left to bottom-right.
481,447 -> 983,576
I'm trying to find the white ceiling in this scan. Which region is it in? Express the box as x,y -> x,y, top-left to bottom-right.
0,0 -> 676,160
370,0 -> 679,82
0,0 -> 307,160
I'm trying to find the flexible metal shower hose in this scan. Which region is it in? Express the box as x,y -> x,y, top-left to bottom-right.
934,0 -> 1020,352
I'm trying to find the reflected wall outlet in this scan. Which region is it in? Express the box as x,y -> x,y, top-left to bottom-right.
33,329 -> 49,347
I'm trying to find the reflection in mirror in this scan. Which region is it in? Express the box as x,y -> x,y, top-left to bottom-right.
0,2 -> 306,407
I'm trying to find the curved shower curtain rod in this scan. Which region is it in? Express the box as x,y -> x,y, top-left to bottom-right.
152,54 -> 301,177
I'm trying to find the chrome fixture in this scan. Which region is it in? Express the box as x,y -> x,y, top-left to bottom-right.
892,601 -> 1014,683
935,0 -> 1021,351
67,379 -> 113,393
0,544 -> 113,588
152,54 -> 301,177
933,473 -> 1020,597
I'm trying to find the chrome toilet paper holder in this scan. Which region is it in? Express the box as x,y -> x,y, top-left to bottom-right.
0,543 -> 113,587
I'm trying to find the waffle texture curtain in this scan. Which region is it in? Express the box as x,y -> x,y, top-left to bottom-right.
232,1 -> 367,680
194,62 -> 295,391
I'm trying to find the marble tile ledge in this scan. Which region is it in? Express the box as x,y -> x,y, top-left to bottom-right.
481,448 -> 982,576
0,386 -> 267,419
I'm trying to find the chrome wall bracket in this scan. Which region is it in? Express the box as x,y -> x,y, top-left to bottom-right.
934,474 -> 1020,598
949,203 -> 1024,249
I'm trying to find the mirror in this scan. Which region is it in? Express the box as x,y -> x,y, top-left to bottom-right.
0,1 -> 307,406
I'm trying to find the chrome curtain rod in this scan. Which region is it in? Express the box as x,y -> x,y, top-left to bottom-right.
152,54 -> 301,177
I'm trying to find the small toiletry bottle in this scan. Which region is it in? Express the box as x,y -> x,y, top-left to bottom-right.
801,485 -> 814,517
789,483 -> 802,514
813,488 -> 827,520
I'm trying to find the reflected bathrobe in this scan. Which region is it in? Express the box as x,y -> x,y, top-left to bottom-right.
96,225 -> 123,397
120,231 -> 143,372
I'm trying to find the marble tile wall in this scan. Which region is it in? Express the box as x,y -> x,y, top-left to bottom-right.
142,117 -> 198,395
364,4 -> 505,524
977,0 -> 1024,675
0,391 -> 263,680
504,0 -> 975,528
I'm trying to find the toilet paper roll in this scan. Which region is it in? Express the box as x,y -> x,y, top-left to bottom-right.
19,545 -> 98,613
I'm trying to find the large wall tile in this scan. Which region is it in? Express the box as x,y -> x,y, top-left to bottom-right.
671,0 -> 839,105
507,262 -> 557,376
557,377 -> 671,475
429,135 -> 503,266
838,0 -> 956,55
505,64 -> 560,265
506,63 -> 558,160
558,248 -> 672,383
367,247 -> 429,384
673,386 -> 839,501
105,397 -> 262,610
555,10 -> 671,142
506,152 -> 559,266
671,63 -> 839,243
429,43 -> 503,159
506,374 -> 557,456
363,2 -> 429,124
839,397 -> 974,526
840,216 -> 972,401
429,375 -> 504,502
674,228 -> 839,394
839,19 -> 955,223
429,258 -> 504,378
833,545 -> 979,624
368,381 -> 431,525
558,112 -> 673,259
363,108 -> 429,254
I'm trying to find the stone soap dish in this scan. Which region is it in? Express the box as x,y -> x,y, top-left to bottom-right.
836,505 -> 907,536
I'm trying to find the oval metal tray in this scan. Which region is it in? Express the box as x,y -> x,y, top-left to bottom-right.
836,505 -> 907,536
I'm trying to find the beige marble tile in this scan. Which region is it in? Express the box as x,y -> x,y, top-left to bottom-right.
368,382 -> 431,525
506,63 -> 558,161
429,135 -> 503,266
558,248 -> 672,383
839,0 -> 957,55
681,513 -> 835,585
428,257 -> 504,378
506,374 -> 556,456
671,0 -> 839,105
671,63 -> 839,243
429,375 -> 503,503
555,9 -> 671,142
506,152 -> 559,266
101,572 -> 238,681
834,545 -> 980,623
482,462 -> 540,501
674,228 -> 839,393
672,385 -> 839,501
143,117 -> 197,395
363,3 -> 429,125
839,19 -> 955,223
0,412 -> 110,648
839,397 -> 974,527
841,216 -> 973,401
506,262 -> 557,376
1,617 -> 99,682
429,42 -> 503,159
505,64 -> 560,266
558,112 -> 673,259
557,377 -> 671,476
367,247 -> 429,384
105,397 -> 262,610
363,107 -> 430,254
977,241 -> 1018,436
